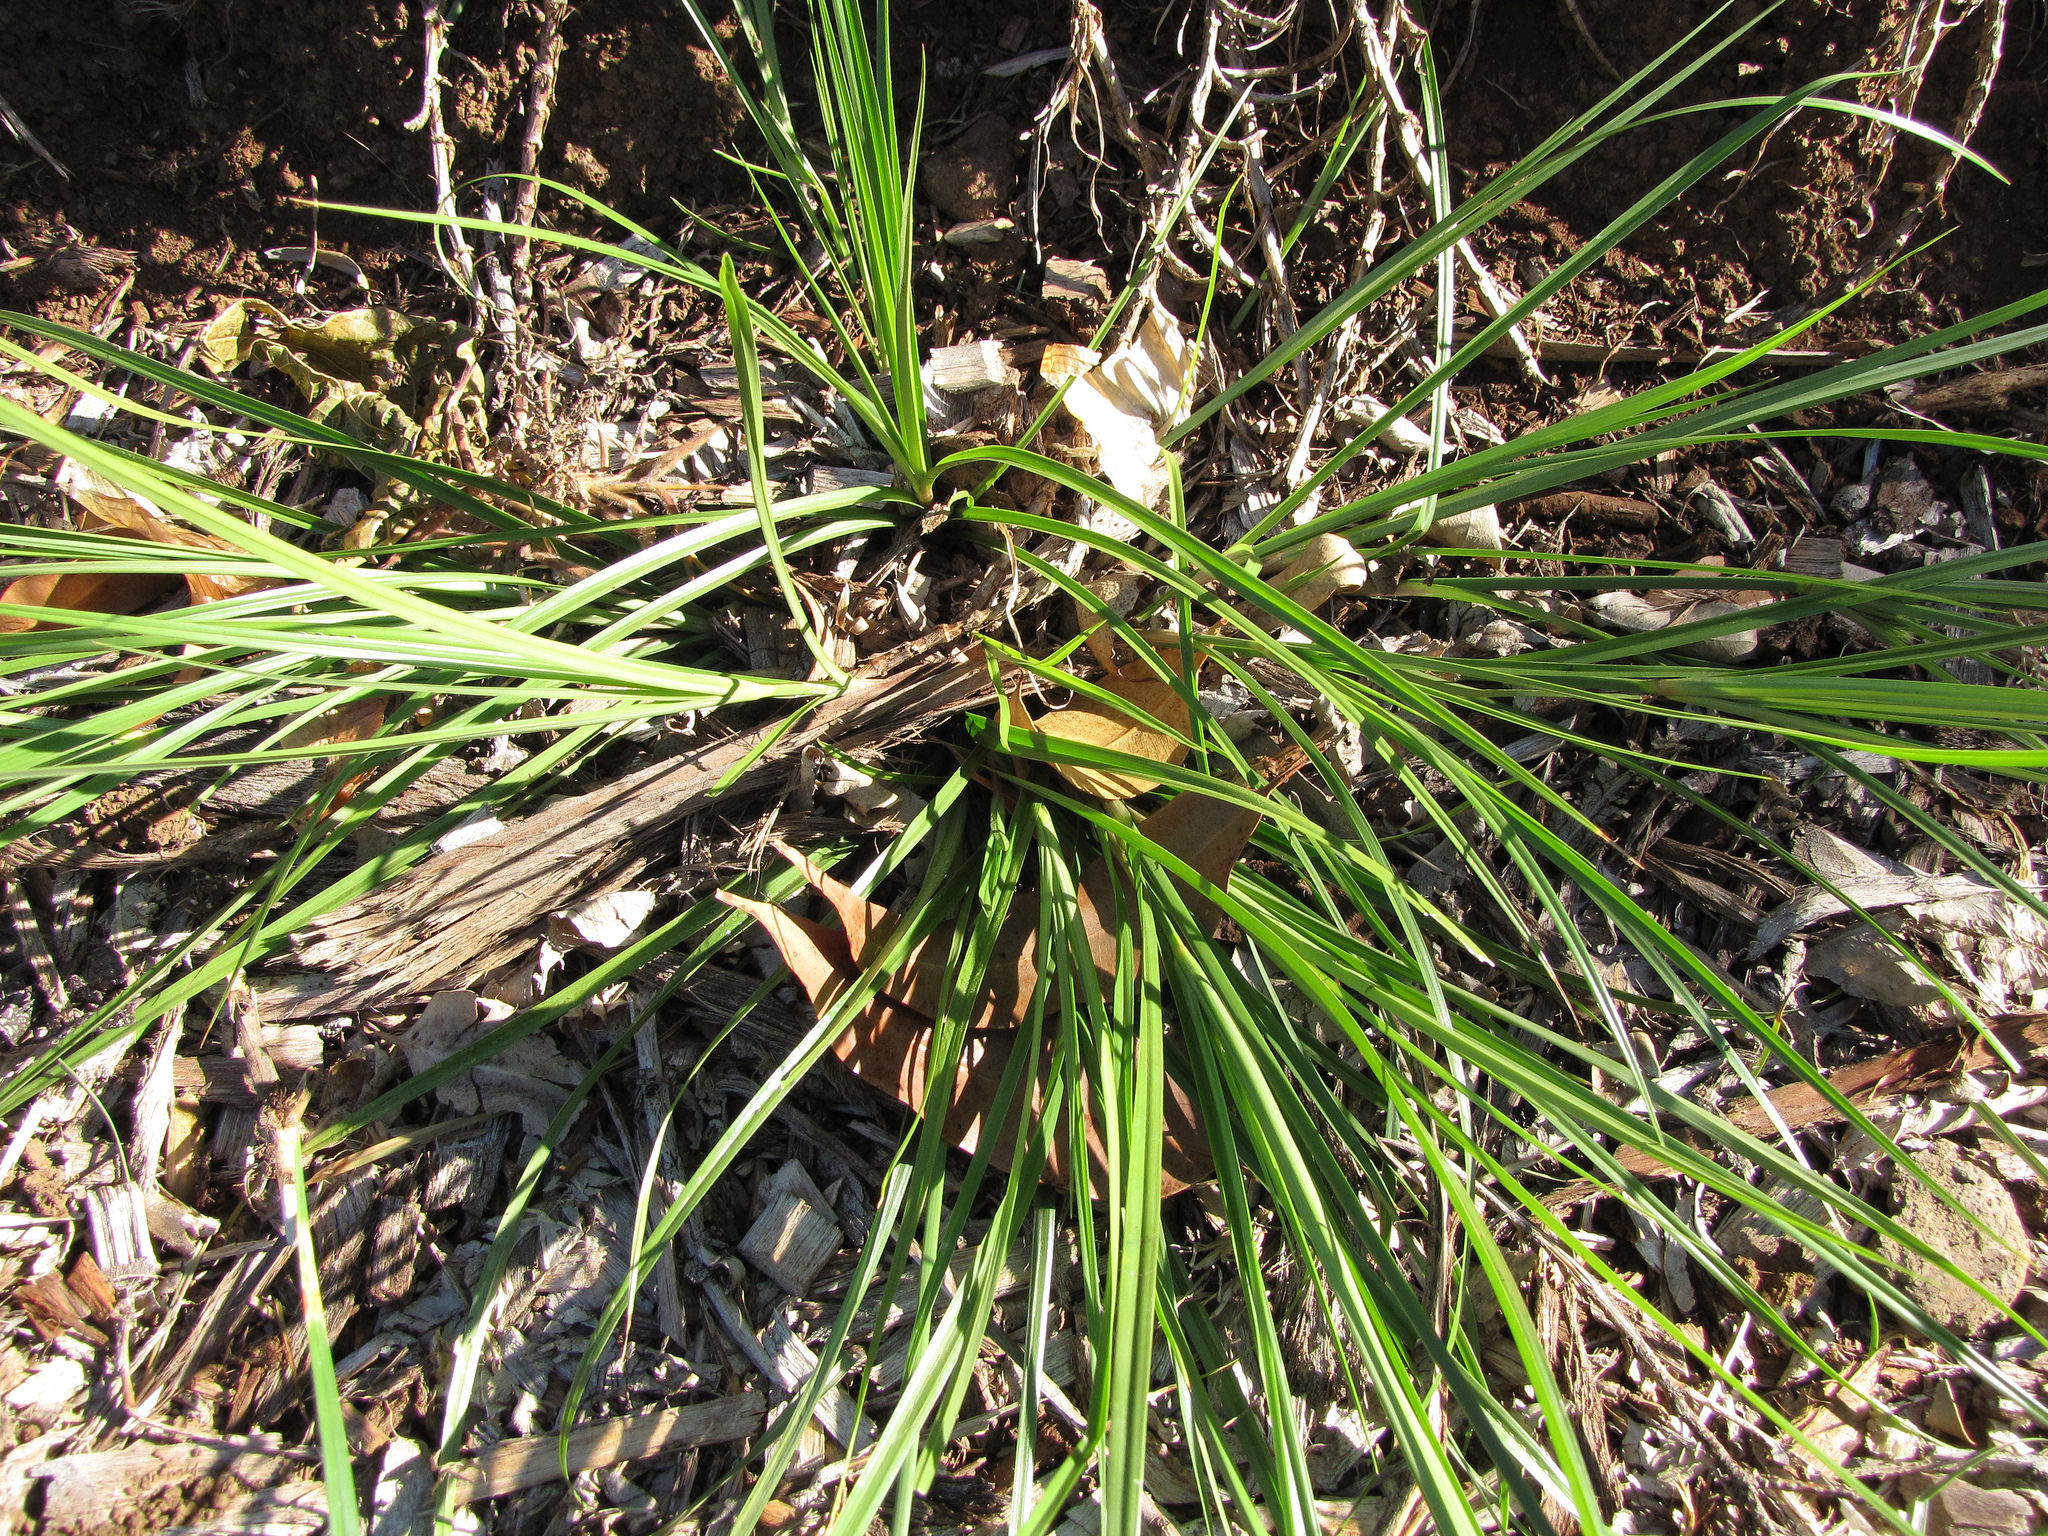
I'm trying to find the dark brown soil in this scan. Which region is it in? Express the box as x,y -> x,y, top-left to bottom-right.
10,1 -> 2039,349
1439,0 -> 2048,342
3,0 -> 752,327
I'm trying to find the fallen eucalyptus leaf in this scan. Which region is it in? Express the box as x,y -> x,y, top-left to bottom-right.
939,218 -> 1017,248
1333,393 -> 1432,456
279,695 -> 389,752
401,990 -> 580,1134
0,566 -> 177,632
1586,557 -> 1773,661
1042,255 -> 1110,305
1808,927 -> 1945,1008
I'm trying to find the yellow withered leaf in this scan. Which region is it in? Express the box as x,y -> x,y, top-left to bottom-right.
1003,669 -> 1192,800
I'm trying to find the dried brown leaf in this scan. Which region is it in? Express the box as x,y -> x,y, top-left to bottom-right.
721,752 -> 1309,1192
279,696 -> 389,751
1004,667 -> 1192,800
0,463 -> 277,633
0,569 -> 181,632
63,468 -> 271,604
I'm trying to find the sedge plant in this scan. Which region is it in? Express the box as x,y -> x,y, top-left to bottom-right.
3,3 -> 2047,1534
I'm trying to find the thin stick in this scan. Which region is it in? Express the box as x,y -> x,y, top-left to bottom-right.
510,0 -> 569,292
472,186 -> 518,347
1240,110 -> 1307,380
440,1397 -> 764,1503
1560,0 -> 1625,82
1282,108 -> 1392,487
1350,1 -> 1548,384
3,876 -> 69,1016
405,0 -> 478,296
0,90 -> 69,181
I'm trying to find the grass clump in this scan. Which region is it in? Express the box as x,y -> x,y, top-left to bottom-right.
2,3 -> 2046,1534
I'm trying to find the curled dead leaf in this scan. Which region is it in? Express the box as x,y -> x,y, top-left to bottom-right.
1585,556 -> 1775,662
0,569 -> 180,633
400,990 -> 580,1135
279,695 -> 390,752
721,848 -> 1206,1194
199,299 -> 487,552
1054,304 -> 1196,516
1271,534 -> 1371,613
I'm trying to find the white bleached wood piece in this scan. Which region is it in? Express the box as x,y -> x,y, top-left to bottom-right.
737,1160 -> 842,1296
928,339 -> 1016,394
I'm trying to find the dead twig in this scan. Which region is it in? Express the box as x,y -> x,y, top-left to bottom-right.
1897,362 -> 2048,415
1560,0 -> 1625,82
510,0 -> 569,293
3,875 -> 70,1016
1546,1011 -> 2048,1201
404,0 -> 479,297
0,90 -> 69,181
1352,1 -> 1549,385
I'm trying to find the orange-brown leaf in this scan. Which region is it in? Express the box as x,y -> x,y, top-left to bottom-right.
61,463 -> 274,604
1003,670 -> 1192,800
715,892 -> 856,1010
726,751 -> 1305,1192
0,569 -> 182,632
280,697 -> 389,751
715,886 -> 1035,1167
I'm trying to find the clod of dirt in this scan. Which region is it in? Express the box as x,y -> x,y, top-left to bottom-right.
1879,1138 -> 2029,1339
1714,1181 -> 1831,1315
922,117 -> 1018,222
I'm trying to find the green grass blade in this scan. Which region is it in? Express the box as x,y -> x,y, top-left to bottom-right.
281,1122 -> 362,1536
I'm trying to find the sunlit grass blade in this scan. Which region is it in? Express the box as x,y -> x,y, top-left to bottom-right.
720,253 -> 848,683
280,1119 -> 362,1536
